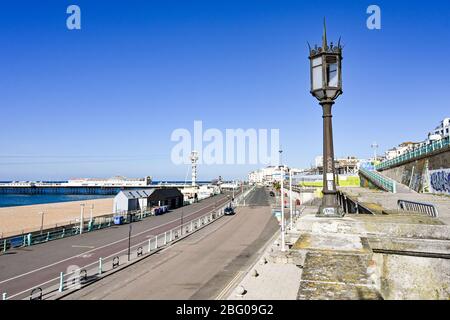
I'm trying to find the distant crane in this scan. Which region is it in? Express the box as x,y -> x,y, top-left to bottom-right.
190,151 -> 199,187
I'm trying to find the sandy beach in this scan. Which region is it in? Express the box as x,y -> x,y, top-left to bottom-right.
0,198 -> 114,238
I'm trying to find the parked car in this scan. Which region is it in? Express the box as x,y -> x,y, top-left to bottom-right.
224,206 -> 235,216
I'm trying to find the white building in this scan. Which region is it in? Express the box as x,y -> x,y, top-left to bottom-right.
384,142 -> 420,160
248,170 -> 264,185
428,117 -> 450,140
113,188 -> 183,213
248,165 -> 300,186
220,182 -> 241,190
68,176 -> 152,187
383,117 -> 449,161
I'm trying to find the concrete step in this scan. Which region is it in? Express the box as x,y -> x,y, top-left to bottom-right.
297,251 -> 382,300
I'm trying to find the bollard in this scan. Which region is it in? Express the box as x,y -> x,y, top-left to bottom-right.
164,232 -> 167,245
27,233 -> 32,246
235,285 -> 246,297
170,230 -> 173,242
191,221 -> 194,232
3,239 -> 6,252
148,239 -> 151,253
98,257 -> 103,275
59,272 -> 64,292
2,293 -> 7,300
155,236 -> 158,249
112,256 -> 120,268
46,232 -> 50,242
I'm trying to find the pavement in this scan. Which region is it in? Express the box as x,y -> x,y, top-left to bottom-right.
62,187 -> 279,300
0,191 -> 240,299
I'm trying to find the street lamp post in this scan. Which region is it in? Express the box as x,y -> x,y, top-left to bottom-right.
308,19 -> 343,218
180,205 -> 184,234
39,211 -> 45,234
79,204 -> 85,234
289,169 -> 293,230
127,212 -> 134,261
89,204 -> 94,223
280,166 -> 286,252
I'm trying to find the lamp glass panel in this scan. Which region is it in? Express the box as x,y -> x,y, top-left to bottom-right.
326,89 -> 338,99
326,56 -> 338,87
314,90 -> 325,100
312,57 -> 323,90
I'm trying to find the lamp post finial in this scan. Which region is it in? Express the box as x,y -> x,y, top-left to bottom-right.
323,17 -> 328,50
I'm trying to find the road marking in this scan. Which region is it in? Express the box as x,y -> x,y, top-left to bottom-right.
71,245 -> 95,249
0,196 -> 231,286
215,213 -> 280,300
215,271 -> 245,300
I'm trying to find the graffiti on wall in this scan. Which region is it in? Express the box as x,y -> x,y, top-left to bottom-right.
429,169 -> 450,194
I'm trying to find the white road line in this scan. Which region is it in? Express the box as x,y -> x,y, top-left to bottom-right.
216,209 -> 279,300
71,245 -> 95,249
0,197 -> 229,285
215,271 -> 244,300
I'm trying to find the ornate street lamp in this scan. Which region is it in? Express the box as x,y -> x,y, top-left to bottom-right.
308,19 -> 343,218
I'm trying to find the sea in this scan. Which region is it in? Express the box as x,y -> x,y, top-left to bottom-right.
0,194 -> 113,208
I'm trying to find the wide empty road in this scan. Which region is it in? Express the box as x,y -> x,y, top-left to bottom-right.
64,187 -> 278,300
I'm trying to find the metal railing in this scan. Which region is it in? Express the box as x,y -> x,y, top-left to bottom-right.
0,195 -> 231,254
359,167 -> 397,193
397,199 -> 439,218
0,209 -> 154,253
2,195 -> 242,300
376,136 -> 450,171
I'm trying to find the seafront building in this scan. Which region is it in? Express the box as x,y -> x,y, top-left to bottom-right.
248,166 -> 305,186
383,117 -> 449,160
113,188 -> 184,213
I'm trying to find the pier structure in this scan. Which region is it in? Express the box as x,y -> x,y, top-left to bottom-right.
0,175 -> 211,196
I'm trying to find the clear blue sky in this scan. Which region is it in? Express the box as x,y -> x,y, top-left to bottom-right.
1,0 -> 449,181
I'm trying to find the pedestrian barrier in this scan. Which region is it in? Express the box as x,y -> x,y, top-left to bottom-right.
398,199 -> 439,218
359,167 -> 397,193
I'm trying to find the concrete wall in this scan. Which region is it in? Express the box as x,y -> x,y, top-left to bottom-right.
373,253 -> 450,300
290,189 -> 317,206
379,149 -> 450,194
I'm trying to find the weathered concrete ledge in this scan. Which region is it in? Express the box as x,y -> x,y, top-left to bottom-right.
228,197 -> 450,300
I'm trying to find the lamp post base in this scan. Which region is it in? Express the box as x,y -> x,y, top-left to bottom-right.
317,192 -> 343,218
317,204 -> 343,218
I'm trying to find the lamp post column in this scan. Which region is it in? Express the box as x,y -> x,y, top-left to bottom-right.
39,211 -> 44,234
79,204 -> 85,234
318,99 -> 341,217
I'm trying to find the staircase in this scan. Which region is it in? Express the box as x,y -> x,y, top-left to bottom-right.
359,168 -> 416,194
